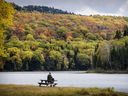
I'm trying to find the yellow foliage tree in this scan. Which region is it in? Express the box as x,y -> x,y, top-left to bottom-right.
0,0 -> 15,48
0,0 -> 15,70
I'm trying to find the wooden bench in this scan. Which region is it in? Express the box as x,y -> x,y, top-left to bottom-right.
38,80 -> 57,87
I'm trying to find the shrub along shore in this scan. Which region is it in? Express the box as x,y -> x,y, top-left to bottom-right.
0,84 -> 127,96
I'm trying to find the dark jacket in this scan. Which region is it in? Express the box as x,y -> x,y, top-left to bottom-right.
47,74 -> 54,83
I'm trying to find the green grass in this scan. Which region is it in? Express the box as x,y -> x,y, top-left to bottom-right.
0,84 -> 127,96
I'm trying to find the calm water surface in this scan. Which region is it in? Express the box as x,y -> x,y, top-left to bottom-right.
0,71 -> 128,93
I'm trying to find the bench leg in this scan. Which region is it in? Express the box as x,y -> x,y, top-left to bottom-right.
46,84 -> 48,87
50,84 -> 53,87
53,84 -> 56,87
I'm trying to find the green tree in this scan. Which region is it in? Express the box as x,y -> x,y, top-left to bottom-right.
21,51 -> 33,70
6,36 -> 23,48
30,49 -> 45,70
56,26 -> 67,40
86,33 -> 97,40
0,49 -> 7,70
79,26 -> 88,38
67,50 -> 75,70
114,30 -> 122,39
62,56 -> 69,70
45,50 -> 63,70
93,41 -> 111,70
4,47 -> 22,71
110,37 -> 128,70
76,53 -> 90,70
26,34 -> 35,41
123,25 -> 128,36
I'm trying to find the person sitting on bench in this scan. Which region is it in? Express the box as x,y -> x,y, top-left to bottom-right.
47,72 -> 54,84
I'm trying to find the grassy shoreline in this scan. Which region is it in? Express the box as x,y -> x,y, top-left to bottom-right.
0,84 -> 127,96
86,70 -> 128,74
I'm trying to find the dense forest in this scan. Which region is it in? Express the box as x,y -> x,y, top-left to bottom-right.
12,3 -> 73,14
0,0 -> 128,71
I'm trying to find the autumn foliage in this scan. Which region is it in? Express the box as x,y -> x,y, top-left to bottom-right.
1,1 -> 128,71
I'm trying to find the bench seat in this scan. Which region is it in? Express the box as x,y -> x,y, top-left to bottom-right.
38,80 -> 57,87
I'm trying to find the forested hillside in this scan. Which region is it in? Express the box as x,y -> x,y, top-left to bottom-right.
1,1 -> 128,71
12,3 -> 73,14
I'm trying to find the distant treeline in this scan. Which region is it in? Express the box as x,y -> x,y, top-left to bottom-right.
12,3 -> 74,14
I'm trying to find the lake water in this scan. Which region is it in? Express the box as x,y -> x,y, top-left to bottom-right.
0,71 -> 128,93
